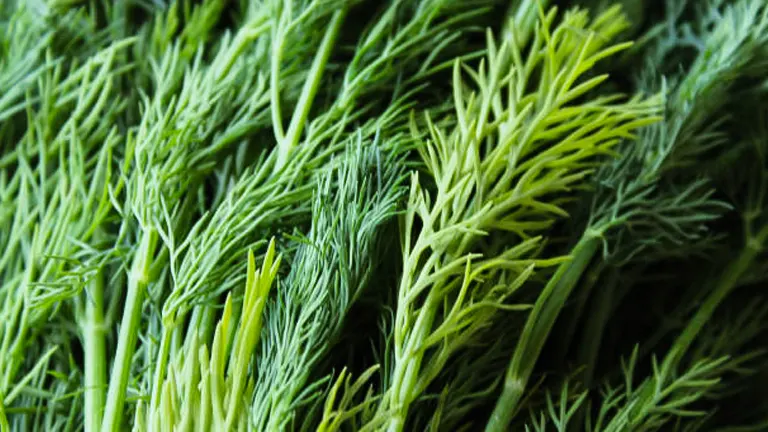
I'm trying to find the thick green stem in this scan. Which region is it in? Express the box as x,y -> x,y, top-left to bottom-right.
101,229 -> 157,432
386,313 -> 434,431
571,268 -> 620,432
150,305 -> 215,413
486,234 -> 600,432
83,271 -> 107,432
274,9 -> 347,171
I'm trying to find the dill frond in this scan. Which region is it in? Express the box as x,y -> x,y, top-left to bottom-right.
248,142 -> 405,430
349,5 -> 662,431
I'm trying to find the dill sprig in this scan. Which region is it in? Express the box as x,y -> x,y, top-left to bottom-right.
249,142 -> 405,430
355,5 -> 662,431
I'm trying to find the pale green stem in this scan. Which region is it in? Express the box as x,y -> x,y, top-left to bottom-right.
270,21 -> 286,145
0,400 -> 8,431
150,305 -> 215,414
110,1 -> 127,41
84,270 -> 107,432
148,323 -> 173,414
274,9 -> 347,171
386,291 -> 437,432
486,234 -> 600,432
102,228 -> 157,432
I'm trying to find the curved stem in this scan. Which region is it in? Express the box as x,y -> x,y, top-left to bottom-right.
386,298 -> 436,432
486,234 -> 600,432
578,267 -> 617,389
148,324 -> 172,413
571,268 -> 620,432
555,261 -> 604,362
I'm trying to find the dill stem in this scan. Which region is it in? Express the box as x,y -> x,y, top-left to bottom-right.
486,234 -> 600,432
149,309 -> 201,409
571,268 -> 619,432
621,224 -> 768,422
84,270 -> 107,432
578,267 -> 617,389
387,291 -> 436,432
185,305 -> 216,349
102,228 -> 157,432
275,9 -> 346,172
150,306 -> 215,411
662,223 -> 768,371
149,324 -> 172,412
556,261 -> 604,362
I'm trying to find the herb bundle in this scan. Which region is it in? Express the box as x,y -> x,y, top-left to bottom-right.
1,1 -> 767,431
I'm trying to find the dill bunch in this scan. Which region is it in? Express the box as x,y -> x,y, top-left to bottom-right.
1,1 -> 767,431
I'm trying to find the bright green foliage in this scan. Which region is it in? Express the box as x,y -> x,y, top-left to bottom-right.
1,0 -> 767,431
366,5 -> 661,431
134,240 -> 280,432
